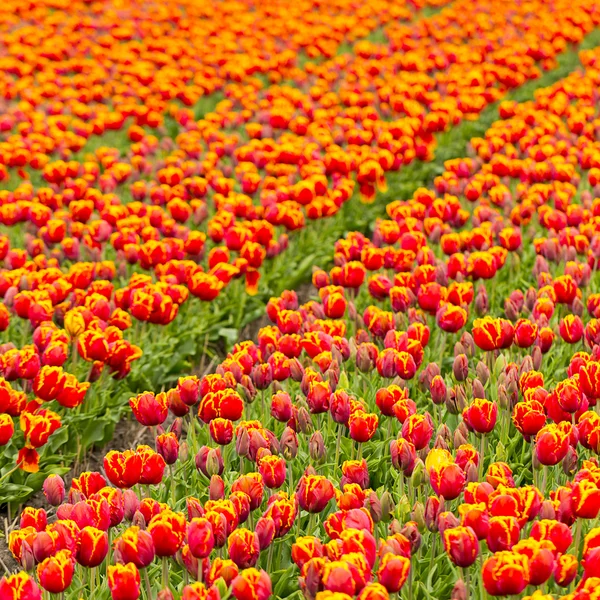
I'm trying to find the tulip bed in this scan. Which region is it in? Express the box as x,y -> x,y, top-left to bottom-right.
5,1 -> 600,600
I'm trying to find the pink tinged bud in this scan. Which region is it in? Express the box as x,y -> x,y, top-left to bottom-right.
453,354 -> 469,381
43,474 -> 65,506
209,475 -> 225,500
20,541 -> 35,571
123,489 -> 140,521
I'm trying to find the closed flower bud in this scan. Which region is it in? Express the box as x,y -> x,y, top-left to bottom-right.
42,475 -> 65,506
309,431 -> 326,463
562,446 -> 578,476
475,361 -> 490,385
364,491 -> 382,523
437,511 -> 460,536
411,502 -> 425,530
453,354 -> 469,381
472,379 -> 486,400
297,407 -> 313,434
400,521 -> 422,554
381,492 -> 395,522
410,459 -> 425,488
430,375 -> 447,405
123,490 -> 140,521
451,579 -> 467,600
280,427 -> 299,460
538,500 -> 556,520
532,346 -> 542,370
157,589 -> 174,600
209,475 -> 225,500
20,541 -> 35,571
156,432 -> 179,465
195,447 -> 223,477
236,428 -> 250,458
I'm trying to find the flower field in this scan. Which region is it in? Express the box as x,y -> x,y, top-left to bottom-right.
3,1 -> 600,599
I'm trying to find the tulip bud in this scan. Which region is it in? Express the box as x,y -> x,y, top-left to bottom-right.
445,388 -> 460,415
304,556 -> 322,598
179,441 -> 189,462
465,462 -> 479,483
453,354 -> 469,381
195,447 -> 223,477
454,428 -> 468,448
43,474 -> 65,506
411,502 -> 425,530
156,432 -> 179,465
430,375 -> 447,405
420,362 -> 441,392
454,342 -> 466,357
454,385 -> 468,412
475,286 -> 488,315
381,491 -> 395,522
365,491 -> 382,523
437,511 -> 460,535
68,489 -> 84,505
289,358 -> 304,382
158,590 -> 174,600
524,287 -> 537,311
504,298 -> 519,321
495,441 -> 507,463
389,519 -> 403,536
425,496 -> 443,531
451,579 -> 468,600
123,489 -> 140,521
280,427 -> 298,460
562,446 -> 578,476
297,407 -> 313,434
531,346 -> 543,370
209,475 -> 225,500
20,541 -> 35,571
434,434 -> 449,452
475,361 -> 490,385
472,378 -> 486,400
236,428 -> 250,458
493,354 -> 507,379
309,431 -> 326,463
572,296 -> 584,317
519,355 -> 534,376
170,418 -> 183,439
539,500 -> 556,520
356,344 -> 375,372
132,510 -> 146,529
400,521 -> 422,553
497,385 -> 510,410
410,459 -> 424,488
461,332 -> 475,356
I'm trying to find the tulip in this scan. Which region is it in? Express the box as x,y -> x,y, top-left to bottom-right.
482,551 -> 530,596
37,549 -> 75,594
107,563 -> 141,600
297,475 -> 335,513
188,517 -> 215,559
0,572 -> 42,600
148,510 -> 186,556
231,568 -> 272,600
377,553 -> 410,593
443,526 -> 479,567
77,526 -> 109,567
113,526 -> 155,569
228,528 -> 261,568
